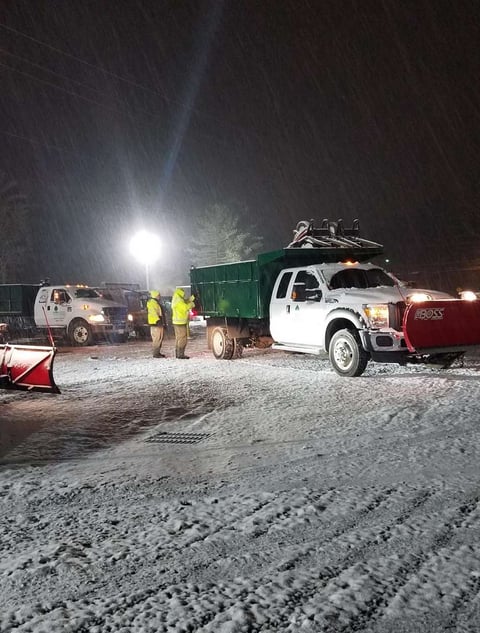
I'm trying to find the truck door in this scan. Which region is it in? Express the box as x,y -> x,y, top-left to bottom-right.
44,288 -> 72,326
270,269 -> 325,346
270,271 -> 294,342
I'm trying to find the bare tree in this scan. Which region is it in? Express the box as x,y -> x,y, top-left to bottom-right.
0,172 -> 31,283
189,203 -> 263,267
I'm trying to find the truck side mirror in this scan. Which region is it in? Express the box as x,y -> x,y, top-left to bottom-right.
305,289 -> 322,301
291,283 -> 306,302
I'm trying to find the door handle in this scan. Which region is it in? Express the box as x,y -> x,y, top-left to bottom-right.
286,305 -> 290,313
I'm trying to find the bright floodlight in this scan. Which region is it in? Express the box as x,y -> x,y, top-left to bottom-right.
129,230 -> 161,264
129,230 -> 161,289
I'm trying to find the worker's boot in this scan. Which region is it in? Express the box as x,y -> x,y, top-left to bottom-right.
176,347 -> 189,359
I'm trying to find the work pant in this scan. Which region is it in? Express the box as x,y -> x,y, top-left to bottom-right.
173,324 -> 188,358
150,325 -> 164,357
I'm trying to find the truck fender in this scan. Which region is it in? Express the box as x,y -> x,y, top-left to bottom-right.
324,308 -> 366,351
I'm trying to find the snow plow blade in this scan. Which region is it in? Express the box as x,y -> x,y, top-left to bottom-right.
403,300 -> 480,353
0,344 -> 60,394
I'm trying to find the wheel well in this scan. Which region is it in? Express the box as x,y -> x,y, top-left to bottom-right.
325,318 -> 359,351
69,317 -> 89,330
206,318 -> 268,349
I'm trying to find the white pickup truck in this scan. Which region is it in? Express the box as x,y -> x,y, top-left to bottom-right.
0,283 -> 129,346
267,260 -> 453,375
191,219 -> 480,376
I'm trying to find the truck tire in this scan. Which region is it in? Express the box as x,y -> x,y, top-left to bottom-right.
211,327 -> 234,360
68,318 -> 93,346
329,328 -> 369,377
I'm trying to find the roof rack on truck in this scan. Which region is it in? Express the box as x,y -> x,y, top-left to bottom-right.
287,218 -> 384,260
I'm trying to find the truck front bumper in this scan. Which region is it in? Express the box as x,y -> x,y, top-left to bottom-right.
91,324 -> 127,337
360,329 -> 408,357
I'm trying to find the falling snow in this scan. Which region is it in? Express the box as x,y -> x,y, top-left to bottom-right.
2,2 -> 480,291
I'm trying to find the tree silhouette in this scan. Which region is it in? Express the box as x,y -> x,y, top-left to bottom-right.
188,203 -> 263,267
0,172 -> 31,283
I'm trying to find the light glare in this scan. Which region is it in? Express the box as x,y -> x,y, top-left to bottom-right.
129,231 -> 161,265
460,290 -> 478,301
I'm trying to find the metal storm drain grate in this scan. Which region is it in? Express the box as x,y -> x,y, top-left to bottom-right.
145,431 -> 210,444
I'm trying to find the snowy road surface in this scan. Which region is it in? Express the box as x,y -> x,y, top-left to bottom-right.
1,329 -> 480,632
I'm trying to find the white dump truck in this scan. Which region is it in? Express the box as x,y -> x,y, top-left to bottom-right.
0,282 -> 129,346
191,219 -> 480,376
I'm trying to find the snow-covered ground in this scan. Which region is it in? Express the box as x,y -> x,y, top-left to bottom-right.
1,328 -> 480,632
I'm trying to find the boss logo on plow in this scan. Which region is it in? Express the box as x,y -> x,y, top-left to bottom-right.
414,307 -> 445,320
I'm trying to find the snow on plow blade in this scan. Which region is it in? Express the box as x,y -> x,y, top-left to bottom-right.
403,300 -> 480,354
0,344 -> 60,394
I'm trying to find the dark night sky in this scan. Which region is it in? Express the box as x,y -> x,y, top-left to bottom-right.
2,0 -> 480,291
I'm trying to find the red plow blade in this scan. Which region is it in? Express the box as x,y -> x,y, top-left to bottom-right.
0,344 -> 60,394
403,300 -> 480,354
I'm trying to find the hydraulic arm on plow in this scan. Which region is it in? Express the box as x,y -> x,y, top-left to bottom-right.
0,344 -> 60,394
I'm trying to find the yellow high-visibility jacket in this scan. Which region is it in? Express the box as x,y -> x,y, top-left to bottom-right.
171,288 -> 194,325
147,297 -> 163,326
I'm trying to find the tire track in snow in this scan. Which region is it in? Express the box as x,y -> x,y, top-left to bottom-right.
3,483 -> 480,631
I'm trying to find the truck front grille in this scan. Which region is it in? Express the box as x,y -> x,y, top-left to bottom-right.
102,307 -> 128,325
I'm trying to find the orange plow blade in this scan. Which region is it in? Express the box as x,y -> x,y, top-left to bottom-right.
0,344 -> 60,394
403,300 -> 480,354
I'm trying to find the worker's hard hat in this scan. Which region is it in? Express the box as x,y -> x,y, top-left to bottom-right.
150,290 -> 160,298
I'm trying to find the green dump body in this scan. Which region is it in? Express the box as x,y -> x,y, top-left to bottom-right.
0,285 -> 38,317
190,245 -> 383,319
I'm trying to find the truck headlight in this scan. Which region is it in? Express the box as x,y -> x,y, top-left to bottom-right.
460,290 -> 478,301
407,292 -> 432,303
127,313 -> 134,322
89,314 -> 105,323
364,304 -> 389,328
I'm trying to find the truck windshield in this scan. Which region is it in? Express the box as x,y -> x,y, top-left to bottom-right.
329,268 -> 396,290
74,288 -> 101,299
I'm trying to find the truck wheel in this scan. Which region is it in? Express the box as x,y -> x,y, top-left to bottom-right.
211,327 -> 234,360
329,328 -> 369,377
68,319 -> 93,346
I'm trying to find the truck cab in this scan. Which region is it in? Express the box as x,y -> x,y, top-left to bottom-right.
34,285 -> 129,345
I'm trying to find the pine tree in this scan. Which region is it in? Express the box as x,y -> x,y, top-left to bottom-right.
189,203 -> 263,267
0,172 -> 31,283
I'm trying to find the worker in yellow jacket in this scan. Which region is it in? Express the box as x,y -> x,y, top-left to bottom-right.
171,287 -> 195,359
146,290 -> 165,358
